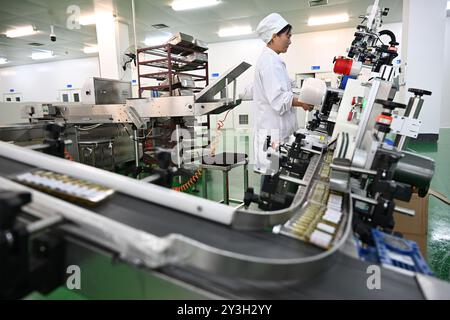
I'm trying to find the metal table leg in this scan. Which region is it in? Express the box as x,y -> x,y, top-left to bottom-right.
202,169 -> 208,199
244,163 -> 249,192
223,171 -> 229,205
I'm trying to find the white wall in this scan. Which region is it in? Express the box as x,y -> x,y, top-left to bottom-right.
0,57 -> 100,124
401,0 -> 447,135
0,57 -> 100,102
5,20 -> 448,131
208,23 -> 403,129
442,17 -> 450,128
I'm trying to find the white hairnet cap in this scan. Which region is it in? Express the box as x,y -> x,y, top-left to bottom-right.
256,13 -> 289,44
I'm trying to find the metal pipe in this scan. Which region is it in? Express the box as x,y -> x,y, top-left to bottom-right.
225,78 -> 229,104
202,169 -> 208,199
413,98 -> 425,119
279,174 -> 308,186
25,143 -> 51,151
140,174 -> 160,183
301,146 -> 322,155
397,97 -> 424,150
175,124 -> 182,169
233,79 -> 237,105
223,171 -> 229,205
25,140 -> 73,152
243,164 -> 249,192
133,127 -> 140,168
330,163 -> 377,176
351,193 -> 415,216
131,0 -> 138,58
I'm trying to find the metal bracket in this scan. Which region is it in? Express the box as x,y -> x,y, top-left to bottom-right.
391,115 -> 421,138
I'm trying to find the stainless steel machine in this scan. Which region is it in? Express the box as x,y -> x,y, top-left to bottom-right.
0,61 -> 250,173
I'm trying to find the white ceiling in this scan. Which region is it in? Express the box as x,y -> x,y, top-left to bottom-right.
0,0 -> 403,68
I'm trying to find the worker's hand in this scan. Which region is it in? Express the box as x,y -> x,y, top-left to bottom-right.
293,97 -> 315,111
301,103 -> 314,112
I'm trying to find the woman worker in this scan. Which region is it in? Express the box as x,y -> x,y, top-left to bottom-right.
252,13 -> 314,173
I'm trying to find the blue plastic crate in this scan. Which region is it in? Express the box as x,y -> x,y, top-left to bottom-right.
371,229 -> 433,275
355,239 -> 379,263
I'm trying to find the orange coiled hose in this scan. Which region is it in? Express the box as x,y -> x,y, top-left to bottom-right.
64,148 -> 75,161
174,110 -> 230,192
210,109 -> 232,157
172,169 -> 203,192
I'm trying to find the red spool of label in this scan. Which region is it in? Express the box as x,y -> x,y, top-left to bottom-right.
376,114 -> 392,125
334,58 -> 353,76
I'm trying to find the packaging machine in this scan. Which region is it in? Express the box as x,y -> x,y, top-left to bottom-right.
1,1 -> 449,299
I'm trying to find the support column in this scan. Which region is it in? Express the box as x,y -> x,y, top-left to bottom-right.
401,0 -> 447,140
94,0 -> 131,81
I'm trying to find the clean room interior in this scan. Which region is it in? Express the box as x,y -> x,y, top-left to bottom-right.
0,0 -> 449,300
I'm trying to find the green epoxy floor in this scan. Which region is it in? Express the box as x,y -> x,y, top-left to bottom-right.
405,128 -> 450,281
25,129 -> 450,300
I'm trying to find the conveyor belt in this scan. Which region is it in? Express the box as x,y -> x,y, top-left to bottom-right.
0,156 -> 322,259
1,156 -> 35,175
161,253 -> 425,299
94,193 -> 321,259
0,155 -> 428,298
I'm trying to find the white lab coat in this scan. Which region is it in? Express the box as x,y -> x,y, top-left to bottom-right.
251,47 -> 298,173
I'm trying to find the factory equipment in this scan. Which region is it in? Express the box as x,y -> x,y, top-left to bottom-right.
0,126 -> 447,299
136,32 -> 209,98
0,59 -> 251,188
333,0 -> 399,82
81,77 -> 132,105
244,0 -> 437,280
0,7 -> 448,299
307,88 -> 344,136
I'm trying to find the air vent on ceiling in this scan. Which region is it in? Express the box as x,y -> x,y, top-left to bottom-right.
308,0 -> 329,7
28,42 -> 44,46
152,23 -> 169,29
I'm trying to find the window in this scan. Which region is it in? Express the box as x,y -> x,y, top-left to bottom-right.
239,114 -> 249,125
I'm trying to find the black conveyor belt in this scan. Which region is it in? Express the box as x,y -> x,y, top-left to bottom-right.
0,156 -> 426,298
94,193 -> 321,259
162,253 -> 425,299
0,156 -> 321,259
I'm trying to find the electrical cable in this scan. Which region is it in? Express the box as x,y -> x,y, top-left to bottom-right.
210,109 -> 233,157
173,110 -> 231,192
172,169 -> 202,192
76,123 -> 103,131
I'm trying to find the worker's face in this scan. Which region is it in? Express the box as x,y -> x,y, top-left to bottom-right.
271,31 -> 292,53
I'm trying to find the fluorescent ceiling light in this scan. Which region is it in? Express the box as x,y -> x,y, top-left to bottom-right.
172,0 -> 220,11
218,26 -> 253,37
80,15 -> 96,25
5,26 -> 37,38
308,13 -> 349,26
0,58 -> 8,65
83,46 -> 98,54
144,35 -> 172,46
447,1 -> 450,10
31,51 -> 55,60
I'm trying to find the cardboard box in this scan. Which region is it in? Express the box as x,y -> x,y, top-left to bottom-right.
393,193 -> 429,257
394,193 -> 429,235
